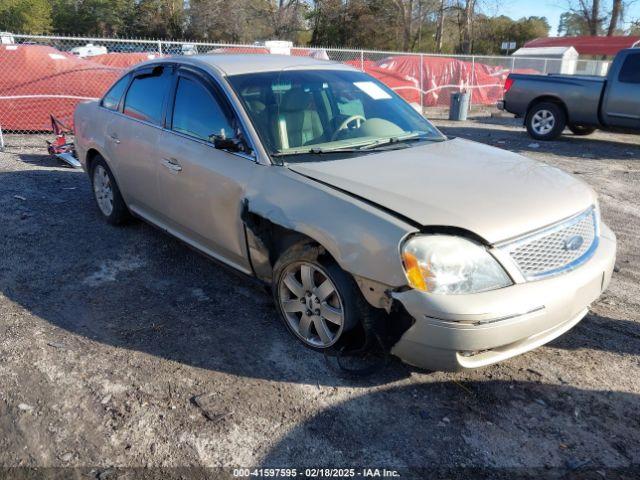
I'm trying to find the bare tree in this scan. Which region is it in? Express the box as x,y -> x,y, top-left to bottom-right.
391,0 -> 438,51
607,0 -> 623,35
266,0 -> 305,39
571,0 -> 604,35
454,0 -> 475,53
435,0 -> 446,52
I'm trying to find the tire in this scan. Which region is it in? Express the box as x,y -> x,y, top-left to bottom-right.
569,124 -> 596,136
525,101 -> 566,141
272,242 -> 368,352
90,155 -> 130,225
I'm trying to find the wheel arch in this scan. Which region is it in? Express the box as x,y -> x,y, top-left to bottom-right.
85,148 -> 102,175
526,96 -> 570,124
241,205 -> 394,311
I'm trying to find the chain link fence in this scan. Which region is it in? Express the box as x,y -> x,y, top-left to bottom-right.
0,34 -> 610,140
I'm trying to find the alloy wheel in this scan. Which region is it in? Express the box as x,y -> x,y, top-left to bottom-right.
278,261 -> 345,348
531,109 -> 556,136
93,165 -> 114,217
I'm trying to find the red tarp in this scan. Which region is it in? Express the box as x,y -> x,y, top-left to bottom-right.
524,36 -> 640,57
90,52 -> 163,68
351,55 -> 519,107
0,44 -> 121,131
0,45 -> 531,131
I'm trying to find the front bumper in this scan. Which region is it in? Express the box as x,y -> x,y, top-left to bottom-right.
390,223 -> 616,371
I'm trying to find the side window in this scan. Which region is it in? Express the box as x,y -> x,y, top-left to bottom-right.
619,54 -> 640,84
171,76 -> 234,142
123,67 -> 172,125
101,75 -> 129,111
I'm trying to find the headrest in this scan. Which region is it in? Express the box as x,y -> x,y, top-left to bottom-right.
246,99 -> 265,114
279,88 -> 313,112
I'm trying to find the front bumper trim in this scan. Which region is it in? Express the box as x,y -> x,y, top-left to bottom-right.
425,305 -> 545,326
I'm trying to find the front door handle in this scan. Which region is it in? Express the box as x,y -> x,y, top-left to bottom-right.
161,158 -> 182,172
108,134 -> 120,144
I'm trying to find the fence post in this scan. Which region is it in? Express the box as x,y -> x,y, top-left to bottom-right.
419,53 -> 424,114
470,56 -> 475,106
158,40 -> 163,55
511,56 -> 515,72
543,58 -> 548,75
360,50 -> 364,71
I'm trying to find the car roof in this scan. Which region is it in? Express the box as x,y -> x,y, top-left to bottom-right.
158,54 -> 356,76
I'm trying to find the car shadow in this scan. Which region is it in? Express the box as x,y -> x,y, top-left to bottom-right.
549,313 -> 640,357
260,380 -> 640,472
1,168 -> 637,388
17,153 -> 70,168
0,168 -> 411,387
437,124 -> 640,161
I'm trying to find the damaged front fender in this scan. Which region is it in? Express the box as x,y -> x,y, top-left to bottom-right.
241,166 -> 417,305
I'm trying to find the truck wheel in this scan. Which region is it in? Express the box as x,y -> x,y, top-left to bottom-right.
272,242 -> 366,352
569,125 -> 596,136
90,155 -> 130,225
525,102 -> 566,141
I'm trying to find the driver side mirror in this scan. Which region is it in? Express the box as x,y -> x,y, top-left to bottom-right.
213,136 -> 245,153
210,128 -> 247,154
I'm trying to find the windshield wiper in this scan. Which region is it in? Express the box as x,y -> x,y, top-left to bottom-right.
359,132 -> 440,150
271,146 -> 369,157
270,133 -> 444,157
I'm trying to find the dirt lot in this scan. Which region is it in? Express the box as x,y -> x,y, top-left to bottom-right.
0,118 -> 639,478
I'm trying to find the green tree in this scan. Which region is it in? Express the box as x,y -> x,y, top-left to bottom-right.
0,0 -> 52,34
472,15 -> 549,55
133,0 -> 185,38
558,11 -> 590,36
51,0 -> 135,36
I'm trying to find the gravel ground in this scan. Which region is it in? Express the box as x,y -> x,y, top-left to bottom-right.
0,118 -> 639,478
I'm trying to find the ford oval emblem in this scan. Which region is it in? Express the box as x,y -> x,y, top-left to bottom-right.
563,235 -> 584,251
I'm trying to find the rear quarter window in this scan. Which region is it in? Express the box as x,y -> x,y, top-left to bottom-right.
101,75 -> 129,111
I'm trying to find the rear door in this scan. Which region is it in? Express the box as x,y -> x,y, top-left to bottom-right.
108,64 -> 173,220
602,52 -> 640,129
156,67 -> 257,273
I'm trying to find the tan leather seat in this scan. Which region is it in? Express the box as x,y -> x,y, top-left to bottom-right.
277,88 -> 324,149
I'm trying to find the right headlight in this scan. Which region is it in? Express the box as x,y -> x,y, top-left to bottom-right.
401,234 -> 512,294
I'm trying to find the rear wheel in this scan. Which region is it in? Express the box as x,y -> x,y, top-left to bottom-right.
272,242 -> 365,351
525,102 -> 566,141
90,155 -> 130,225
569,124 -> 596,136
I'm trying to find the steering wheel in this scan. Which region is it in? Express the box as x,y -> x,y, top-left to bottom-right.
331,115 -> 366,141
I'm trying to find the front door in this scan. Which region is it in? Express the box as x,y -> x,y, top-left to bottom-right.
602,52 -> 640,129
156,68 -> 257,273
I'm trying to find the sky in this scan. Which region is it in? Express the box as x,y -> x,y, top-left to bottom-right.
492,0 -> 640,36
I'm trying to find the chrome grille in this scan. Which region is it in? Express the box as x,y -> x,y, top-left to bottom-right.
501,208 -> 598,280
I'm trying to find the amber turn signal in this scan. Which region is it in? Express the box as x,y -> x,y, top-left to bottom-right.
402,251 -> 428,291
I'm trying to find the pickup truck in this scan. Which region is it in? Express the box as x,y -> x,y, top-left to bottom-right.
499,48 -> 640,140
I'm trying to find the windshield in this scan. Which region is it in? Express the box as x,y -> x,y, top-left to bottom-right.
227,69 -> 445,158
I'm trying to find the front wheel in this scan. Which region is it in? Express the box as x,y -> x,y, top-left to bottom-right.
525,102 -> 566,141
272,242 -> 365,351
569,124 -> 596,136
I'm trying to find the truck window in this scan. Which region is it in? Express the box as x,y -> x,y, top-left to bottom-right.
619,54 -> 640,84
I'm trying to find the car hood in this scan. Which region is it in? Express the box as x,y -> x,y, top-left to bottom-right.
286,138 -> 596,244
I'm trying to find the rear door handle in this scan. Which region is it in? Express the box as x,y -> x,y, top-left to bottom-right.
161,158 -> 182,172
108,134 -> 120,144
